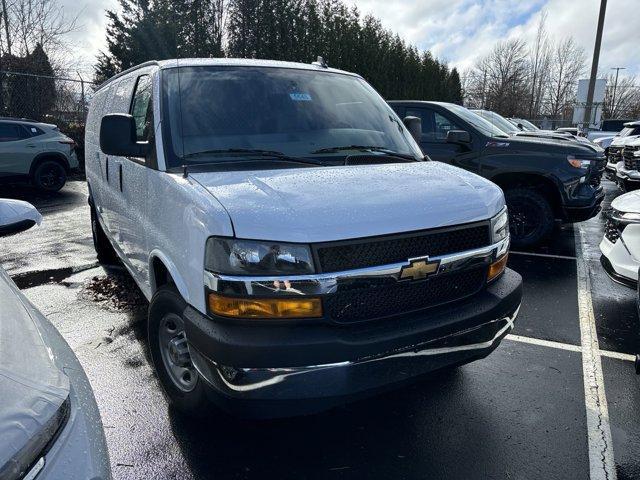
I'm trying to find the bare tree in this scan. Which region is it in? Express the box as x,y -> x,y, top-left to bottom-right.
1,0 -> 79,58
604,73 -> 640,119
527,12 -> 551,117
545,37 -> 585,118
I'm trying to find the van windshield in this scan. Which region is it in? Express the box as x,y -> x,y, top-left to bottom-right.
161,66 -> 423,168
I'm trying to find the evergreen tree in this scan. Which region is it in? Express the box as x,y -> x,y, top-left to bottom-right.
3,44 -> 56,120
95,0 -> 464,103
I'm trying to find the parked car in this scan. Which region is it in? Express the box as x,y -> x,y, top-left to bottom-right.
508,118 -> 539,132
389,101 -> 606,247
556,127 -> 579,136
594,135 -> 616,150
605,121 -> 640,182
86,58 -> 523,418
472,109 -> 591,145
600,190 -> 640,288
618,138 -> 640,191
471,109 -> 519,134
0,117 -> 78,191
0,199 -> 111,479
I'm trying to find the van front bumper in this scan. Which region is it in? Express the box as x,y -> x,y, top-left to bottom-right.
183,268 -> 522,417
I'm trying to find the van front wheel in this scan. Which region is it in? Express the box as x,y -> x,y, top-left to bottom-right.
149,285 -> 210,415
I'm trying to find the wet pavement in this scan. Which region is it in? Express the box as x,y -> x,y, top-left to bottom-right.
1,179 -> 639,480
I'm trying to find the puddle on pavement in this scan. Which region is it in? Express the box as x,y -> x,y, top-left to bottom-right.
81,272 -> 147,312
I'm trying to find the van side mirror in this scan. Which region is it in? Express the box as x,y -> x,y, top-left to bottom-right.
100,114 -> 149,157
403,116 -> 422,143
0,199 -> 42,237
446,130 -> 471,144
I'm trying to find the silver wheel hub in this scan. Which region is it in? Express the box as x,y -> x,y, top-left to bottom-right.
159,313 -> 197,392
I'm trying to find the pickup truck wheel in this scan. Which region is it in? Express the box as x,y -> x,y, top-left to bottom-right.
90,204 -> 119,265
149,286 -> 210,415
505,188 -> 554,248
32,160 -> 67,192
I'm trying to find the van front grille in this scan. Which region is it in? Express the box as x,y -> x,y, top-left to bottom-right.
314,223 -> 490,273
324,268 -> 486,323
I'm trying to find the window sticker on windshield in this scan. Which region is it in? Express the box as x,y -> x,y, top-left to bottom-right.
289,92 -> 312,101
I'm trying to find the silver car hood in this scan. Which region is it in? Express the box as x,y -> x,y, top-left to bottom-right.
191,161 -> 504,243
0,268 -> 70,479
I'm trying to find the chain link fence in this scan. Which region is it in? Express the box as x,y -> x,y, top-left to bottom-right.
0,70 -> 94,168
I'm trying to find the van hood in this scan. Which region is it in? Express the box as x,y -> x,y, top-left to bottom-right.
612,190 -> 640,214
191,162 -> 504,243
502,136 -> 603,156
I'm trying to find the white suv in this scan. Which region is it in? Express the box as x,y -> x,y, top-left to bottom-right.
86,58 -> 522,417
0,118 -> 79,191
601,190 -> 640,287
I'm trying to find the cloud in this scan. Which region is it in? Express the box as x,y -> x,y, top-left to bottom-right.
346,0 -> 640,79
66,0 -> 639,82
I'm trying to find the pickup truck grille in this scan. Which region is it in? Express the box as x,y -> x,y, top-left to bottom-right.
604,214 -> 622,243
608,146 -> 622,164
623,146 -> 640,170
315,223 -> 490,273
324,267 -> 486,323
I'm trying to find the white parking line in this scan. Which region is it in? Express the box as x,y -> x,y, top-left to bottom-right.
575,224 -> 617,480
510,251 -> 577,260
506,334 -> 635,363
506,333 -> 582,352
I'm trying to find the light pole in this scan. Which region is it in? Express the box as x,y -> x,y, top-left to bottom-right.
583,0 -> 607,129
610,66 -> 626,118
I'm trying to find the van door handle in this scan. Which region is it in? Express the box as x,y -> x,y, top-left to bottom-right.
105,157 -> 109,182
118,163 -> 123,192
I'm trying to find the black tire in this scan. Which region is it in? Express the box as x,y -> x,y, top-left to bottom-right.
90,203 -> 119,265
148,285 -> 210,415
505,188 -> 555,248
32,159 -> 67,192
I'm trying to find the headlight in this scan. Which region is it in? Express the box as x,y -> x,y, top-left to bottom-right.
491,207 -> 509,243
567,155 -> 591,169
205,237 -> 315,276
633,150 -> 640,158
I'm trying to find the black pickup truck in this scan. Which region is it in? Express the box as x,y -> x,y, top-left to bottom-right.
389,101 -> 606,247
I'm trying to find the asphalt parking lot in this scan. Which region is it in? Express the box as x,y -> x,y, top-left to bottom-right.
1,178 -> 639,480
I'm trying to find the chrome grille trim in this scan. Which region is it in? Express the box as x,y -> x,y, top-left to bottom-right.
204,236 -> 509,297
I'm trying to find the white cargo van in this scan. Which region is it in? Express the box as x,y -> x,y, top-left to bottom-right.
85,58 -> 522,417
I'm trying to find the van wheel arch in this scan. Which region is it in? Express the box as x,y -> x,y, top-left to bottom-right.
149,254 -> 190,303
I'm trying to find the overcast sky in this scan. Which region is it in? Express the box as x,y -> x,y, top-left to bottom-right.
66,0 -> 639,80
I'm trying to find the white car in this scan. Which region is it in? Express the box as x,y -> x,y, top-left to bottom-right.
617,137 -> 640,191
605,122 -> 640,182
86,58 -> 522,418
0,199 -> 111,479
0,118 -> 79,191
600,190 -> 640,287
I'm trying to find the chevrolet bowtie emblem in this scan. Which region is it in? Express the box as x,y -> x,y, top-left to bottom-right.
399,257 -> 440,281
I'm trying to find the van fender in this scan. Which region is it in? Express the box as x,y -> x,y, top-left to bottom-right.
148,249 -> 190,303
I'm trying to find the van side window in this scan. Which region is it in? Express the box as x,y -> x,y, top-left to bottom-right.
130,75 -> 153,141
0,123 -> 28,142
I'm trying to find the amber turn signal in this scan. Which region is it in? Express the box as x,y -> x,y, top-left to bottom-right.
208,293 -> 323,319
488,254 -> 508,281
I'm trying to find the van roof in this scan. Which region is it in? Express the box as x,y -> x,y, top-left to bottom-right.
97,58 -> 359,91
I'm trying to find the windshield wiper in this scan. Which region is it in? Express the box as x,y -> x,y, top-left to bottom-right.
311,145 -> 418,161
183,148 -> 325,166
